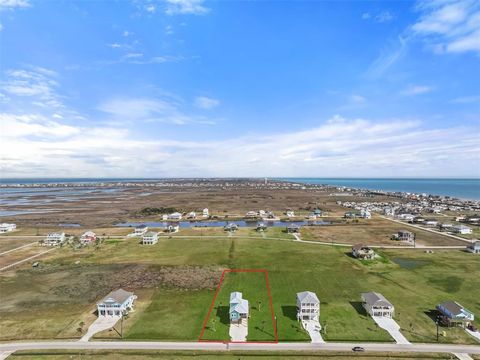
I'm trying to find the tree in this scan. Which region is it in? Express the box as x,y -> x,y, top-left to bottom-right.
77,327 -> 83,335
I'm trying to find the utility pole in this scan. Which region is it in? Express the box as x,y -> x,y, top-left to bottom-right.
436,316 -> 439,342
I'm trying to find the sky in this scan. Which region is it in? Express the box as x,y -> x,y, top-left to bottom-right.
0,0 -> 479,178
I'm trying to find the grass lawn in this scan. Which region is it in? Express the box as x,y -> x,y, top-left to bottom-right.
200,270 -> 276,342
9,350 -> 455,359
0,234 -> 478,344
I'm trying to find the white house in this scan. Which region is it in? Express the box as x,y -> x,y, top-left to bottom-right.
187,211 -> 196,219
142,232 -> 158,245
361,292 -> 395,318
43,232 -> 66,246
0,223 -> 16,233
285,210 -> 295,218
80,231 -> 97,244
203,208 -> 209,218
360,209 -> 371,219
452,225 -> 472,235
162,214 -> 168,221
424,219 -> 439,227
97,288 -> 136,317
229,292 -> 249,324
393,230 -> 415,242
245,211 -> 258,218
165,224 -> 179,233
296,291 -> 320,322
467,241 -> 480,254
133,225 -> 148,236
168,212 -> 182,220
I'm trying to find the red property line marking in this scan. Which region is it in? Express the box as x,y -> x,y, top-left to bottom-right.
198,269 -> 278,343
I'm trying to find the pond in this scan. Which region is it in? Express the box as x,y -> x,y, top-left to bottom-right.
114,220 -> 331,229
392,257 -> 429,270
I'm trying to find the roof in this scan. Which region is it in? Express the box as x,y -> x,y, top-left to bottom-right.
469,241 -> 480,248
136,224 -> 147,229
143,231 -> 157,237
82,231 -> 96,236
296,291 -> 320,304
398,230 -> 413,235
230,299 -> 249,314
361,292 -> 393,308
100,288 -> 133,305
230,291 -> 243,303
437,301 -> 474,319
352,244 -> 372,251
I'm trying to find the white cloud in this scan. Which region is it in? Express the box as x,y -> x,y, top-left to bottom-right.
194,96 -> 220,109
145,4 -> 156,13
0,0 -> 30,10
165,0 -> 209,15
1,114 -> 479,177
350,94 -> 366,103
411,0 -> 480,54
401,85 -> 435,96
98,96 -> 216,125
376,11 -> 394,23
451,95 -> 480,103
366,35 -> 409,78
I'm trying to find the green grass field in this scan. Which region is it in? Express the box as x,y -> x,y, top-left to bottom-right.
0,232 -> 479,344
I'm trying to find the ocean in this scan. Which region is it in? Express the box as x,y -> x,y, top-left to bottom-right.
276,178 -> 480,201
1,178 -> 479,201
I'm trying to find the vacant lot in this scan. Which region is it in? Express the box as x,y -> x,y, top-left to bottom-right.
0,236 -> 39,253
301,217 -> 468,247
200,270 -> 276,342
0,235 -> 478,344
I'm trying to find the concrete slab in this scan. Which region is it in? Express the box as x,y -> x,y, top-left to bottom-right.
372,316 -> 410,344
0,351 -> 13,360
453,353 -> 474,360
80,315 -> 121,342
229,320 -> 248,342
466,329 -> 480,342
302,320 -> 324,343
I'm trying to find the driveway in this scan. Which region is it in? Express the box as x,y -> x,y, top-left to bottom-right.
372,316 -> 410,344
466,329 -> 480,342
453,353 -> 474,360
80,316 -> 121,342
229,321 -> 248,342
302,320 -> 324,343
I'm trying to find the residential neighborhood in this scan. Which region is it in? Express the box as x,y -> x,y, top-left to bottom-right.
0,223 -> 16,233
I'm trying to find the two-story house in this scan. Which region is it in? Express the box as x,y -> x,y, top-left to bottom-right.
296,291 -> 320,322
361,292 -> 395,318
97,289 -> 136,317
229,292 -> 249,324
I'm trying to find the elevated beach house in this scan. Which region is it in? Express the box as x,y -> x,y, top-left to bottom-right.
0,223 -> 16,233
286,224 -> 300,233
296,291 -> 320,322
43,232 -> 66,246
224,223 -> 239,232
168,212 -> 182,220
229,292 -> 249,324
352,244 -> 375,260
256,222 -> 267,231
97,288 -> 136,317
452,225 -> 473,235
437,301 -> 475,328
392,230 -> 415,242
80,231 -> 97,245
203,208 -> 209,218
467,241 -> 480,254
361,292 -> 395,318
133,225 -> 148,236
142,231 -> 158,245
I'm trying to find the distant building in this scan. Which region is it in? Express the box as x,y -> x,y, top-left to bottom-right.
452,225 -> 472,235
393,230 -> 415,242
437,301 -> 474,328
344,211 -> 360,219
256,222 -> 267,231
0,223 -> 16,233
133,225 -> 148,236
286,224 -> 300,233
186,211 -> 196,219
97,289 -> 136,317
168,212 -> 182,220
229,292 -> 249,324
360,209 -> 371,219
165,224 -> 179,233
203,208 -> 209,218
43,232 -> 66,246
142,232 -> 158,245
352,244 -> 375,260
361,292 -> 395,318
245,211 -> 258,218
296,291 -> 320,322
80,231 -> 97,244
467,241 -> 480,254
224,223 -> 239,232
285,210 -> 295,218
424,219 -> 438,227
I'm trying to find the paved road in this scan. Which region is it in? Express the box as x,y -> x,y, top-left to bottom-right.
372,316 -> 410,345
0,248 -> 57,272
0,340 -> 479,354
80,316 -> 120,342
381,216 -> 474,244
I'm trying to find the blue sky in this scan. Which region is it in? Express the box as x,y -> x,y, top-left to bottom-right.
0,0 -> 479,177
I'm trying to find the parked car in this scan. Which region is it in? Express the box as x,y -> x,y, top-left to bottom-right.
352,347 -> 365,352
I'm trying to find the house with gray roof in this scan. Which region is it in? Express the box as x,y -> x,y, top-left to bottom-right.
97,289 -> 136,317
296,291 -> 320,321
467,241 -> 480,254
229,292 -> 249,324
352,244 -> 375,260
142,231 -> 158,245
437,301 -> 475,328
361,292 -> 395,318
